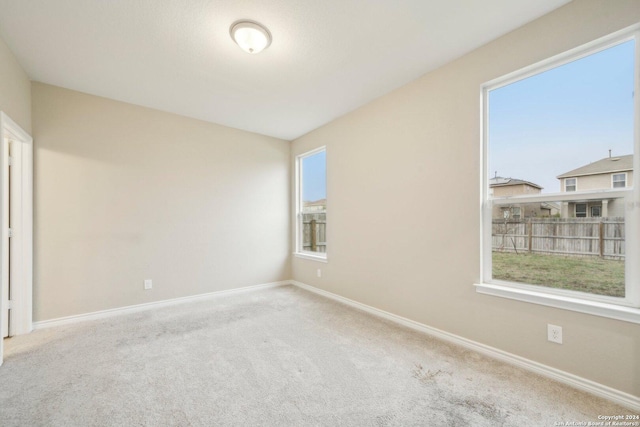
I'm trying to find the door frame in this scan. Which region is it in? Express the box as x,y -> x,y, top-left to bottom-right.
0,112 -> 33,365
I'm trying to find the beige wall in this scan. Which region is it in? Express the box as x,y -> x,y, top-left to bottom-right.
492,185 -> 547,218
32,82 -> 290,321
291,0 -> 640,397
492,184 -> 540,197
0,36 -> 31,133
568,171 -> 635,191
566,200 -> 625,219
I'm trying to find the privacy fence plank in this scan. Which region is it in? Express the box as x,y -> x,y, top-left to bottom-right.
492,217 -> 624,260
302,213 -> 327,253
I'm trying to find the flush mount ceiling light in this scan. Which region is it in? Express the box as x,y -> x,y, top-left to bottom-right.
229,20 -> 272,54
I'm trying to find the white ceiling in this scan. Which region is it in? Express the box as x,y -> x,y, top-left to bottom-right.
0,0 -> 570,140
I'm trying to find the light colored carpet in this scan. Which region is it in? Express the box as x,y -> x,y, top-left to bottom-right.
0,285 -> 628,426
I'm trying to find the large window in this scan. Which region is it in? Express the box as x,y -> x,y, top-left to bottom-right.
295,147 -> 327,260
479,27 -> 640,323
564,178 -> 576,192
612,173 -> 626,188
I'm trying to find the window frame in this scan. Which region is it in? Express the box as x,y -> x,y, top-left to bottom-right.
477,25 -> 640,324
575,203 -> 587,218
612,172 -> 627,188
511,206 -> 521,220
294,146 -> 328,262
565,177 -> 577,192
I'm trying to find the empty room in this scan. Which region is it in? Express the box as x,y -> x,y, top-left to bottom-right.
0,0 -> 639,425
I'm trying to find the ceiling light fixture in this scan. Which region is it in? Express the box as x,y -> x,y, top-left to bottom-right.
229,20 -> 272,54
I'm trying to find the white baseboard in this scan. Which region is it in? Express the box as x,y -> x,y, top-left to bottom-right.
33,281 -> 289,330
290,280 -> 640,412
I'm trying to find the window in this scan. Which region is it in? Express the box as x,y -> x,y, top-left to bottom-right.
565,178 -> 576,192
612,173 -> 626,188
501,206 -> 521,220
295,147 -> 327,260
479,27 -> 640,323
511,207 -> 521,220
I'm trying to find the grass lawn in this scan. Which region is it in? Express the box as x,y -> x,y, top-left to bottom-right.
492,251 -> 625,297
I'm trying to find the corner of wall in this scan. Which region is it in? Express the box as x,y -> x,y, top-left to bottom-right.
0,36 -> 31,134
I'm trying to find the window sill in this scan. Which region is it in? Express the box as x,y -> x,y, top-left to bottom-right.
294,252 -> 328,263
475,282 -> 640,324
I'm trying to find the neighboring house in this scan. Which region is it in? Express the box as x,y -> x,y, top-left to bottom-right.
557,154 -> 633,218
303,198 -> 326,212
489,177 -> 558,219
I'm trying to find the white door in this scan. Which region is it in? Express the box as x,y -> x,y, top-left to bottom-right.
0,112 -> 33,366
1,136 -> 9,338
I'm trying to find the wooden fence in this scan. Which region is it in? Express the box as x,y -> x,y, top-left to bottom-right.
302,212 -> 326,253
492,217 -> 625,260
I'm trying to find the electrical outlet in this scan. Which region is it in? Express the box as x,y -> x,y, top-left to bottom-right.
317,268 -> 322,278
547,324 -> 562,344
144,279 -> 152,290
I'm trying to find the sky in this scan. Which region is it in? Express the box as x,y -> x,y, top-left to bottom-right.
302,150 -> 326,202
488,39 -> 635,193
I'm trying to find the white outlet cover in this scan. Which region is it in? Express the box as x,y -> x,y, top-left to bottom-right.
547,324 -> 563,344
144,279 -> 152,290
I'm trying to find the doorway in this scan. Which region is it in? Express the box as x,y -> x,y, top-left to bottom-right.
0,112 -> 33,365
1,136 -> 10,338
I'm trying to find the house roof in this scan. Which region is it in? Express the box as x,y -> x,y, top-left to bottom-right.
556,154 -> 633,179
489,177 -> 542,189
303,199 -> 326,206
